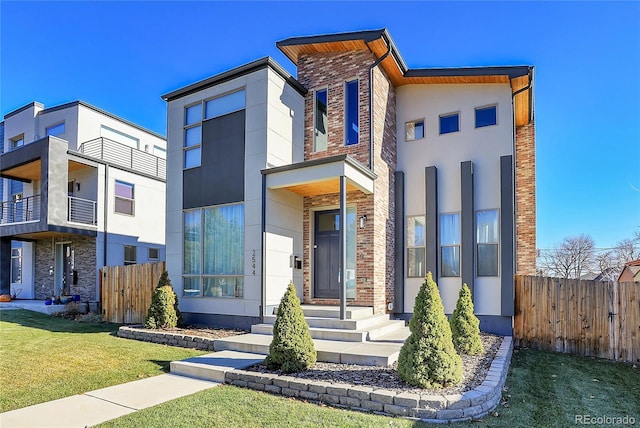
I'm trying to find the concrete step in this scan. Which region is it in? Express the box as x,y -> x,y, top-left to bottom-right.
251,319 -> 406,342
213,334 -> 401,366
170,350 -> 265,382
262,313 -> 393,331
299,305 -> 374,319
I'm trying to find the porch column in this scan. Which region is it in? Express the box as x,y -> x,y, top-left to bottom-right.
339,175 -> 347,320
0,238 -> 11,295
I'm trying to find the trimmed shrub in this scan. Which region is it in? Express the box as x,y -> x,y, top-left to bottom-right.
144,271 -> 180,329
397,272 -> 463,388
450,283 -> 484,355
265,282 -> 316,373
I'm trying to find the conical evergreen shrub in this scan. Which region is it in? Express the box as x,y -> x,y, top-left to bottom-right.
397,272 -> 462,388
450,283 -> 484,355
265,282 -> 316,373
144,271 -> 180,329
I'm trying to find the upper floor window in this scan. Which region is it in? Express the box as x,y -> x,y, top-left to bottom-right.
406,119 -> 425,141
46,122 -> 65,137
205,90 -> 245,119
407,216 -> 426,277
439,112 -> 459,135
440,213 -> 461,277
114,180 -> 134,215
100,125 -> 139,150
345,80 -> 359,146
477,209 -> 499,276
10,135 -> 24,150
475,105 -> 497,128
314,88 -> 328,152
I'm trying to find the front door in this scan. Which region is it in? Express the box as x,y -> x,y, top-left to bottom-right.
314,210 -> 340,299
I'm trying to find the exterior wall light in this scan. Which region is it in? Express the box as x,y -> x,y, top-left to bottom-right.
359,215 -> 367,229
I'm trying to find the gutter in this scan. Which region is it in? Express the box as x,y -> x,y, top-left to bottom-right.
368,39 -> 391,171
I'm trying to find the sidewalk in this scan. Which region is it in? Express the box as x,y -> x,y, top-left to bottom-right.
0,374 -> 218,428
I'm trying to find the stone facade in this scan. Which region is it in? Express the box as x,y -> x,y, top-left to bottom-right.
297,50 -> 397,314
515,122 -> 536,275
34,235 -> 96,301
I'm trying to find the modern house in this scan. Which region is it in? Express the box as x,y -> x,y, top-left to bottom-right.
0,101 -> 167,303
162,29 -> 536,335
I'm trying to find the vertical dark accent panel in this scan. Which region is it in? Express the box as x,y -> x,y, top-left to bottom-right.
425,166 -> 438,279
0,238 -> 11,295
394,171 -> 405,314
461,161 -> 475,297
500,155 -> 515,316
339,176 -> 347,320
183,110 -> 245,209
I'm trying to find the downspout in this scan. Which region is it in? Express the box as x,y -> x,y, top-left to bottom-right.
260,172 -> 266,322
368,43 -> 391,171
103,164 -> 109,268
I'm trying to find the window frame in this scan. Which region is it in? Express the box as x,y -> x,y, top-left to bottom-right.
114,180 -> 135,216
406,215 -> 426,278
182,202 -> 245,299
46,122 -> 65,137
314,87 -> 328,152
440,212 -> 461,277
344,79 -> 359,146
124,245 -> 137,266
439,112 -> 460,135
405,119 -> 425,142
475,105 -> 498,129
476,209 -> 500,277
10,134 -> 24,150
148,247 -> 159,260
184,102 -> 204,169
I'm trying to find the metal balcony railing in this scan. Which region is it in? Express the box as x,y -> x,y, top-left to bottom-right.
0,195 -> 40,224
68,196 -> 97,225
77,137 -> 166,179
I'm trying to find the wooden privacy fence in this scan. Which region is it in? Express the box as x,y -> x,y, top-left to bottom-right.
514,275 -> 639,363
101,262 -> 166,324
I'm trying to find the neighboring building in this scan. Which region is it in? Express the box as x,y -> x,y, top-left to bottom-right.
162,29 -> 535,335
618,260 -> 640,282
0,101 -> 167,302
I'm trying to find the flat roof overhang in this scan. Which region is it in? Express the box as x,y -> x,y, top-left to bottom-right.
262,155 -> 376,196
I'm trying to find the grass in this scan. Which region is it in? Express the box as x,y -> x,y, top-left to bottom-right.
99,348 -> 640,428
0,309 -> 205,412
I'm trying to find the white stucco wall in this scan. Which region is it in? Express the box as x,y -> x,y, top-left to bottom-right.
3,103 -> 43,151
397,83 -> 513,316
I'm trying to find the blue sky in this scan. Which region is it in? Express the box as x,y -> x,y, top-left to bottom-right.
1,1 -> 638,250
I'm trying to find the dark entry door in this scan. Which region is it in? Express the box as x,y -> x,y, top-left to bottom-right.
314,210 -> 340,299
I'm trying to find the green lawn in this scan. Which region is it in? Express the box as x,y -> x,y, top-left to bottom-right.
99,348 -> 640,428
0,309 -> 204,412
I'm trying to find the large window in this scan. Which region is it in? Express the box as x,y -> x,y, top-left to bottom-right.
114,180 -> 134,215
407,216 -> 426,277
46,122 -> 65,137
345,80 -> 359,146
440,213 -> 461,277
11,248 -> 22,283
314,88 -> 328,152
477,210 -> 499,276
183,203 -> 244,298
183,90 -> 245,169
124,245 -> 137,265
405,119 -> 424,141
439,112 -> 460,134
475,105 -> 497,128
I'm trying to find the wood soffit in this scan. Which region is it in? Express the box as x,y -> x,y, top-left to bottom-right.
277,31 -> 533,126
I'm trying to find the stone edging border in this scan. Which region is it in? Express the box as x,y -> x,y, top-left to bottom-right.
117,326 -> 512,423
226,337 -> 512,423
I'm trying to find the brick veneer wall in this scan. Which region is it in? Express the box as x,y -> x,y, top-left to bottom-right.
297,50 -> 397,314
34,235 -> 97,301
515,122 -> 536,275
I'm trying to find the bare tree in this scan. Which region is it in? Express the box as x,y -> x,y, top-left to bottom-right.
539,234 -> 596,279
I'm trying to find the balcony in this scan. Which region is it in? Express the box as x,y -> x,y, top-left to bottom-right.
77,138 -> 166,179
0,195 -> 40,224
68,196 -> 97,226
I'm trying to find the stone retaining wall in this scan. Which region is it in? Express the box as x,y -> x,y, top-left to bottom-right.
118,326 -> 217,351
224,337 -> 512,423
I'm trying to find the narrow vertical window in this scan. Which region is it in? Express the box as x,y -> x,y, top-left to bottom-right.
477,210 -> 499,276
440,213 -> 461,277
11,248 -> 22,283
407,216 -> 426,277
345,80 -> 359,146
184,104 -> 202,168
314,89 -> 328,152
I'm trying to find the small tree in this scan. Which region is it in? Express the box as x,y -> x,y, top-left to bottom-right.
265,282 -> 316,373
450,284 -> 484,355
145,271 -> 180,329
397,272 -> 462,388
